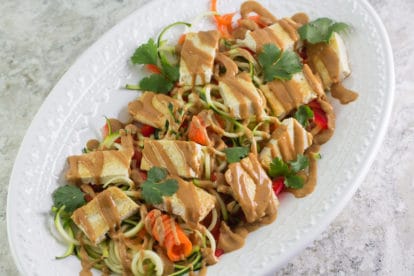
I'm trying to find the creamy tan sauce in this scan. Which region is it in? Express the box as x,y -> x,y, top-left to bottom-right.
331,83 -> 358,104
86,139 -> 100,151
217,222 -> 248,253
240,1 -> 277,23
174,176 -> 203,225
291,12 -> 309,25
312,98 -> 336,145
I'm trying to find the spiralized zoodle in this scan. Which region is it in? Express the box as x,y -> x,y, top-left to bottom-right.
51,1 -> 357,275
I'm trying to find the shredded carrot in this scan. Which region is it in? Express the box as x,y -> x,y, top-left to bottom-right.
145,64 -> 161,74
178,34 -> 186,45
146,210 -> 192,262
188,116 -> 211,146
211,0 -> 235,38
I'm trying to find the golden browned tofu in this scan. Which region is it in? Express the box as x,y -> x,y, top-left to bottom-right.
237,18 -> 300,52
260,64 -> 323,118
179,30 -> 220,86
225,153 -> 278,224
260,118 -> 312,168
156,176 -> 215,224
219,72 -> 266,121
128,92 -> 181,129
140,140 -> 208,178
71,187 -> 139,244
66,135 -> 134,185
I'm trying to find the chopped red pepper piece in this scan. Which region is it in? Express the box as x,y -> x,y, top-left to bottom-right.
307,100 -> 328,130
215,248 -> 224,257
272,177 -> 285,195
141,124 -> 156,137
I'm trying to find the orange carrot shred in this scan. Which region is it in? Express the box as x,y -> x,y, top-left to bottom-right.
146,64 -> 161,74
146,210 -> 192,262
188,116 -> 211,146
178,34 -> 186,45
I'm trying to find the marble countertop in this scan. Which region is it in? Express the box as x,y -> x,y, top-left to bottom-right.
1,0 -> 413,275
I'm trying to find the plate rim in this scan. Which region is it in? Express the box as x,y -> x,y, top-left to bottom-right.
6,0 -> 395,274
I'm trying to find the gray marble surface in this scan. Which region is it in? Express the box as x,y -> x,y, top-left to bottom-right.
1,0 -> 413,275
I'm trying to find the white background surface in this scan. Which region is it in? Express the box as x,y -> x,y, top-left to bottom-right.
1,0 -> 413,275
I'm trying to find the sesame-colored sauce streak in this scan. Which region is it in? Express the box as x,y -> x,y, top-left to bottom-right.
240,1 -> 277,23
173,176 -> 203,225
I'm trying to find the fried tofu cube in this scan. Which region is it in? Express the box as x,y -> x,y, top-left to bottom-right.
225,154 -> 278,223
140,140 -> 207,178
156,176 -> 216,224
66,135 -> 134,185
179,30 -> 220,86
71,187 -> 139,244
219,72 -> 266,121
128,92 -> 181,129
260,118 -> 313,168
260,64 -> 323,118
307,32 -> 351,89
237,18 -> 300,52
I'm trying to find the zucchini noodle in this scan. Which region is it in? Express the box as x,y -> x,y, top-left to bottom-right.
131,250 -> 164,276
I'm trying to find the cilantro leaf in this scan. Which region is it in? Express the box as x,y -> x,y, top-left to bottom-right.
52,185 -> 85,213
142,167 -> 179,204
258,44 -> 281,68
269,157 -> 290,178
290,154 -> 310,173
258,44 -> 303,82
268,155 -> 310,189
223,147 -> 250,163
160,59 -> 179,82
298,18 -> 349,44
139,74 -> 174,94
131,38 -> 158,65
147,167 -> 168,182
294,105 -> 314,127
285,175 -> 304,189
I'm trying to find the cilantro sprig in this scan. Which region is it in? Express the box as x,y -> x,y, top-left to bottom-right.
258,44 -> 302,82
223,146 -> 250,163
298,18 -> 349,44
269,154 -> 310,189
52,185 -> 86,213
127,22 -> 190,94
294,105 -> 314,127
141,167 -> 178,204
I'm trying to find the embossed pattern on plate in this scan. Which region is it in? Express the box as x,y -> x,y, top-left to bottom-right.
7,0 -> 394,275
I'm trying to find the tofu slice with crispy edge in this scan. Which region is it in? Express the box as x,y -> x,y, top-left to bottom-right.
66,134 -> 134,185
224,153 -> 279,224
260,118 -> 313,168
156,176 -> 216,224
140,140 -> 208,178
128,92 -> 181,129
260,64 -> 323,118
219,72 -> 266,121
179,30 -> 220,86
237,18 -> 300,52
307,32 -> 351,89
71,187 -> 139,244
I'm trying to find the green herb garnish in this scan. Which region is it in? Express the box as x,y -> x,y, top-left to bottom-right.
52,185 -> 86,213
258,44 -> 302,82
223,147 -> 250,163
298,18 -> 349,44
138,74 -> 174,94
269,154 -> 310,189
294,105 -> 314,127
141,167 -> 178,204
